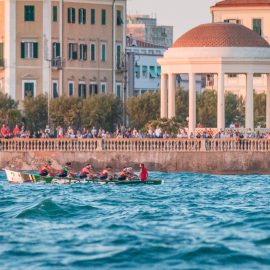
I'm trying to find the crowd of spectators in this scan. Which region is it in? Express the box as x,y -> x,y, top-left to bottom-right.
1,123 -> 270,140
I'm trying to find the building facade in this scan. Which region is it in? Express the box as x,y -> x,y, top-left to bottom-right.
210,0 -> 270,96
126,36 -> 166,96
0,0 -> 126,103
127,15 -> 173,48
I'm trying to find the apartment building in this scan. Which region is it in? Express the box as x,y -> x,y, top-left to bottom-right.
210,0 -> 270,95
127,15 -> 173,48
0,0 -> 126,102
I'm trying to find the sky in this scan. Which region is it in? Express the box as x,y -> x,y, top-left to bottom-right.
128,0 -> 218,41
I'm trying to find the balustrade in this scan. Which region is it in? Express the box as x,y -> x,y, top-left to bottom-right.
0,138 -> 270,152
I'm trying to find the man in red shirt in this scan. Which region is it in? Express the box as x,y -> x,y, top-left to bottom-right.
13,124 -> 20,138
139,163 -> 148,181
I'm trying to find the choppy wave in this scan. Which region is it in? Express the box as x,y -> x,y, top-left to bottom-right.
0,171 -> 270,270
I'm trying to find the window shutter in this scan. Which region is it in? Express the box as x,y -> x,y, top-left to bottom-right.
72,8 -> 75,23
56,43 -> 60,57
83,9 -> 86,24
73,44 -> 78,59
68,8 -> 71,23
21,42 -> 25,59
53,6 -> 57,22
0,43 -> 3,60
102,9 -> 106,25
33,42 -> 38,58
91,9 -> 95,24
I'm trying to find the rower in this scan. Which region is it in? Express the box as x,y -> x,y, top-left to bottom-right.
39,160 -> 56,177
80,164 -> 94,179
100,166 -> 109,180
59,162 -> 77,178
139,163 -> 148,181
118,168 -> 128,181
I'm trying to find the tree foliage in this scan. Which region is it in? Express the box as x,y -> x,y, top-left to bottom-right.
127,91 -> 160,129
49,96 -> 82,129
23,95 -> 48,132
0,92 -> 21,127
197,89 -> 217,127
175,88 -> 189,125
81,94 -> 122,131
254,92 -> 266,127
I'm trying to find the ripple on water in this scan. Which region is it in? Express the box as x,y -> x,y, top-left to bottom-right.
1,171 -> 270,270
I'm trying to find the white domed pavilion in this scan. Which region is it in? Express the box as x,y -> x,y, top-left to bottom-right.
158,23 -> 270,133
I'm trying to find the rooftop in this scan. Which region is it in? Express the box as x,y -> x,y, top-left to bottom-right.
172,23 -> 270,48
212,0 -> 270,8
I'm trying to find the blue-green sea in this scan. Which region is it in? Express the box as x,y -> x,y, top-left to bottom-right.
0,171 -> 270,270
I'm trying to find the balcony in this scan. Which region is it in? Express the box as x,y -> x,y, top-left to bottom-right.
51,58 -> 64,70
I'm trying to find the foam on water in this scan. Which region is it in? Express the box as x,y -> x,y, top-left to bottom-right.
0,171 -> 270,269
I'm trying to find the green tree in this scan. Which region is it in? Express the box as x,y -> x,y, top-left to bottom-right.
49,96 -> 82,129
197,89 -> 217,127
81,94 -> 122,131
127,91 -> 160,129
0,92 -> 21,127
23,95 -> 48,132
225,92 -> 241,127
254,92 -> 266,127
175,88 -> 189,125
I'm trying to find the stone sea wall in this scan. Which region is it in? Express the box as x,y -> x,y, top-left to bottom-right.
1,151 -> 270,175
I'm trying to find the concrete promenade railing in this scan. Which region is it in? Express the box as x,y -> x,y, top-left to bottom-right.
1,138 -> 270,152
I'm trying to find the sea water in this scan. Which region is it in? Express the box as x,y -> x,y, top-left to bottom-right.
0,171 -> 270,270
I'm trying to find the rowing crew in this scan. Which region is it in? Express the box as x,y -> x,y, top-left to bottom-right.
40,161 -> 148,181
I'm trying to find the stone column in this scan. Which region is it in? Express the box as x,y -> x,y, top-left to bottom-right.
168,73 -> 176,119
266,74 -> 270,128
189,73 -> 196,134
217,72 -> 225,130
160,73 -> 168,118
4,0 -> 16,99
246,73 -> 254,129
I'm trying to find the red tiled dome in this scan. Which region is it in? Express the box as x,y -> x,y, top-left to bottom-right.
173,23 -> 270,48
213,0 -> 270,8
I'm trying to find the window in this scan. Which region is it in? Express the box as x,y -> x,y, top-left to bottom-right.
142,66 -> 148,78
254,73 -> 262,78
21,42 -> 38,59
79,44 -> 87,60
78,83 -> 86,98
68,43 -> 78,60
101,9 -> 106,25
68,81 -> 74,96
101,43 -> 106,62
79,8 -> 86,24
68,7 -> 76,23
224,19 -> 241,24
116,83 -> 122,97
90,43 -> 96,61
116,44 -> 121,69
90,9 -> 95,25
117,10 -> 123,26
90,83 -> 98,95
52,80 -> 59,98
253,19 -> 262,36
23,80 -> 36,98
53,6 -> 58,22
24,5 -> 35,22
0,43 -> 3,66
135,64 -> 140,79
52,42 -> 60,59
228,74 -> 237,78
157,66 -> 161,77
101,83 -> 106,94
149,66 -> 156,79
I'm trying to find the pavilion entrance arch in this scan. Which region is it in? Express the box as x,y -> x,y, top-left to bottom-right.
158,23 -> 270,134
